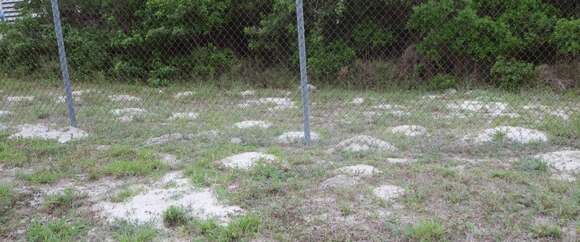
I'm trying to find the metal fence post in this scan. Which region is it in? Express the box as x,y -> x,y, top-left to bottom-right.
295,0 -> 311,145
51,0 -> 77,127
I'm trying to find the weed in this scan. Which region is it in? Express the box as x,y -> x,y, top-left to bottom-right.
532,224 -> 561,239
405,219 -> 446,242
516,158 -> 549,173
102,149 -> 165,177
43,188 -> 80,214
20,169 -> 62,184
112,221 -> 158,242
188,214 -> 260,241
26,219 -> 86,242
0,184 -> 14,215
163,206 -> 189,227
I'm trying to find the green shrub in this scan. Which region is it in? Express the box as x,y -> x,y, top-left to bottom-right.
427,74 -> 457,90
490,57 -> 536,91
552,18 -> 580,55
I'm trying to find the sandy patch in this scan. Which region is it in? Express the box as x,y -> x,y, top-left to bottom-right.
174,91 -> 194,99
94,172 -> 243,226
0,111 -> 11,117
144,133 -> 184,146
109,95 -> 142,102
335,135 -> 397,153
535,150 -> 580,176
277,131 -> 320,144
10,124 -> 88,143
351,97 -> 365,105
111,108 -> 146,122
169,112 -> 198,121
239,97 -> 295,111
385,158 -> 415,164
240,90 -> 255,97
466,126 -> 548,144
219,152 -> 277,170
522,104 -> 571,120
391,125 -> 428,137
447,100 -> 512,118
5,96 -> 34,103
320,175 -> 358,190
234,120 -> 272,129
337,165 -> 380,178
373,185 -> 405,202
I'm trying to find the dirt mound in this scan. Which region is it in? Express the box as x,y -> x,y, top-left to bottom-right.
10,124 -> 88,143
335,135 -> 397,153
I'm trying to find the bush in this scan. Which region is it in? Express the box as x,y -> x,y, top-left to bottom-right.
552,18 -> 580,55
427,74 -> 457,91
490,57 -> 536,91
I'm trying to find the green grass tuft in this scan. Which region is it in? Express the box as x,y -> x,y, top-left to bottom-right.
26,219 -> 86,242
112,221 -> 158,242
163,206 -> 189,228
43,188 -> 80,214
102,149 -> 165,177
532,224 -> 561,239
405,219 -> 446,242
188,214 -> 260,242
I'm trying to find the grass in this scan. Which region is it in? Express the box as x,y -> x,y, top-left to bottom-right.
187,214 -> 261,242
26,219 -> 86,242
1,79 -> 579,241
111,221 -> 158,242
532,224 -> 561,239
101,149 -> 165,177
19,169 -> 63,184
43,189 -> 80,215
405,219 -> 446,242
163,206 -> 189,227
0,184 -> 14,216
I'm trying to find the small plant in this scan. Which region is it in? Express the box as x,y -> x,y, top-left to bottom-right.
163,206 -> 189,227
491,57 -> 536,91
0,184 -> 14,215
189,214 -> 260,241
516,159 -> 549,173
110,187 -> 138,203
405,219 -> 446,242
102,150 -> 165,177
43,188 -> 80,214
21,170 -> 62,184
112,221 -> 158,242
26,219 -> 86,242
533,224 -> 561,239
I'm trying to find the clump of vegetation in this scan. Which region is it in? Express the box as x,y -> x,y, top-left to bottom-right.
405,219 -> 446,242
20,169 -> 63,185
427,74 -> 457,91
26,219 -> 86,242
491,57 -> 536,91
111,221 -> 158,242
0,184 -> 15,216
163,206 -> 189,228
188,214 -> 260,242
43,188 -> 81,215
532,224 -> 561,239
516,159 -> 550,173
102,149 -> 165,177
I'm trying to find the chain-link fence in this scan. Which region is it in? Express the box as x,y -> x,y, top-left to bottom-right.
0,0 -> 578,146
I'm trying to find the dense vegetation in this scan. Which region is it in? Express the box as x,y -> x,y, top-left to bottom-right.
0,0 -> 578,89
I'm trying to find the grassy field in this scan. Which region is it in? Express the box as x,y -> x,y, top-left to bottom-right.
0,79 -> 579,241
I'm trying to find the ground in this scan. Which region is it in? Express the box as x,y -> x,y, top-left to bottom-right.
0,79 -> 579,241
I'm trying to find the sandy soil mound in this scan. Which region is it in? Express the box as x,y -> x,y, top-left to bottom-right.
10,124 -> 88,143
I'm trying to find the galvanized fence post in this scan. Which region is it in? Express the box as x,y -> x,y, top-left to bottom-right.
51,0 -> 77,127
295,0 -> 312,145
